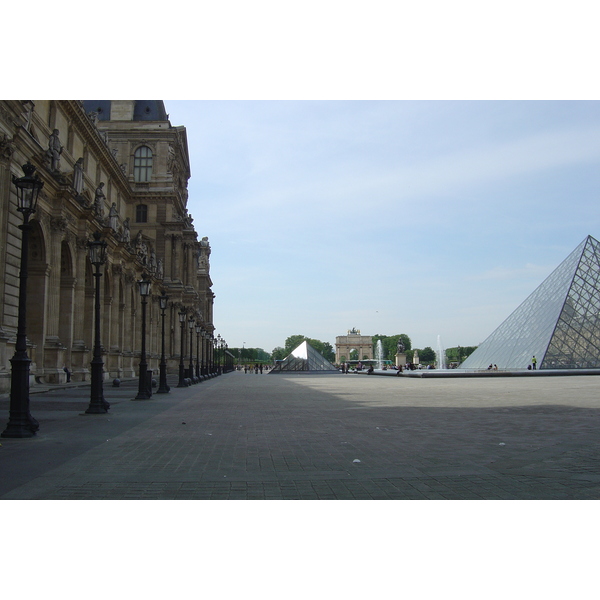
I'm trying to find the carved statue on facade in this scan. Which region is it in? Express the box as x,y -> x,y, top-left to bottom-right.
0,133 -> 14,160
94,182 -> 106,218
47,129 -> 63,171
135,230 -> 148,264
121,217 -> 131,243
167,144 -> 176,173
72,157 -> 84,194
108,202 -> 119,231
149,249 -> 157,271
156,258 -> 163,279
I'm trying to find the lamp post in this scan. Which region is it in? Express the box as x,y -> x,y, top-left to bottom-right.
85,231 -> 110,414
201,329 -> 209,379
177,307 -> 187,387
156,291 -> 170,393
195,323 -> 202,381
2,162 -> 44,438
188,315 -> 195,383
214,335 -> 220,375
134,273 -> 152,400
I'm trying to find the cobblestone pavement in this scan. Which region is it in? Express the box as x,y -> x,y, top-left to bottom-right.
2,371 -> 600,499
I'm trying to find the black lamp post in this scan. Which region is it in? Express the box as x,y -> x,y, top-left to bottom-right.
2,162 -> 43,438
188,315 -> 195,383
156,291 -> 170,393
216,334 -> 222,375
210,333 -> 216,376
134,273 -> 152,400
195,323 -> 202,381
85,231 -> 110,414
213,335 -> 218,376
177,307 -> 187,387
201,329 -> 208,379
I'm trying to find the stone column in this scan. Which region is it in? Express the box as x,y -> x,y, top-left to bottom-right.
172,234 -> 182,284
43,218 -> 68,382
70,236 -> 90,381
163,232 -> 173,281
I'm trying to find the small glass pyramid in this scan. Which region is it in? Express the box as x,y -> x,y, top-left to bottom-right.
461,235 -> 600,370
270,341 -> 338,372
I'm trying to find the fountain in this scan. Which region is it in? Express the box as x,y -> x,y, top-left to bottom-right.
436,335 -> 447,370
375,340 -> 384,370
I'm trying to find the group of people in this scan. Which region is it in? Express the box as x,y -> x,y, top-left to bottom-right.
242,364 -> 268,374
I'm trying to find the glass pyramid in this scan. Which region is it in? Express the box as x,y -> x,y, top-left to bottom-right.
270,341 -> 339,373
461,235 -> 600,370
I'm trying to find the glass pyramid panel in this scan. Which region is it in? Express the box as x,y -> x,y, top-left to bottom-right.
270,341 -> 338,372
461,236 -> 596,370
543,236 -> 600,368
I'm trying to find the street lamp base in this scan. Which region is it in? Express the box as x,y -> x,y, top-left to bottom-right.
1,422 -> 36,438
85,405 -> 109,414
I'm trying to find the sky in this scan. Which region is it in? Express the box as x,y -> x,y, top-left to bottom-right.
162,100 -> 600,353
10,2 -> 599,357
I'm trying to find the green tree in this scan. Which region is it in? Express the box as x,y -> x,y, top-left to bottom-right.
281,335 -> 335,362
284,335 -> 307,353
271,346 -> 286,361
446,346 -> 477,364
419,346 -> 436,363
372,334 -> 412,361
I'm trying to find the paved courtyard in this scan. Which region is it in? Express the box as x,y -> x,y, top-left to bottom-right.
1,371 -> 600,499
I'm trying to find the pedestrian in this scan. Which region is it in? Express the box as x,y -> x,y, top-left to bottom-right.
532,355 -> 537,370
259,364 -> 263,374
63,365 -> 71,382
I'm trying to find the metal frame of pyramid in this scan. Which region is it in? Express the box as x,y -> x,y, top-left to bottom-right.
462,235 -> 600,370
270,340 -> 339,373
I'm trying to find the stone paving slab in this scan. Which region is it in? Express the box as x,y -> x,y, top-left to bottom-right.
2,371 -> 600,499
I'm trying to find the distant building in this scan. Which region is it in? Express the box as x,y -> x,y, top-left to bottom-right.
0,100 -> 214,391
335,328 -> 373,363
462,235 -> 600,370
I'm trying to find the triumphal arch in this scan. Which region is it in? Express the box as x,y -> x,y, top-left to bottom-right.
335,328 -> 373,363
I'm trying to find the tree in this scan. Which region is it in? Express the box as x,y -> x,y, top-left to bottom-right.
419,346 -> 436,363
284,335 -> 307,353
372,334 -> 412,361
271,346 -> 286,361
281,335 -> 335,362
446,346 -> 477,364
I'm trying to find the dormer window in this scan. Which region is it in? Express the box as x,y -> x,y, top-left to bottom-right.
133,146 -> 152,182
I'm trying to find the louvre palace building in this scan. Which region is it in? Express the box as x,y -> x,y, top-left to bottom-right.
0,100 -> 214,392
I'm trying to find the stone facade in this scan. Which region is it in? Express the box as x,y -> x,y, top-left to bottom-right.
335,328 -> 373,363
0,100 -> 214,391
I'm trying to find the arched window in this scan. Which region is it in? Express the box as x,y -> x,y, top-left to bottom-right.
133,146 -> 152,182
136,204 -> 148,223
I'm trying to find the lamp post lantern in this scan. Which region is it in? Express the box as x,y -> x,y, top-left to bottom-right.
85,230 -> 110,414
2,162 -> 44,438
177,307 -> 187,387
156,291 -> 170,393
134,273 -> 152,400
188,315 -> 195,383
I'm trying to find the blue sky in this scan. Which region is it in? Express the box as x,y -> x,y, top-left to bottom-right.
163,100 -> 600,353
17,1 -> 599,355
